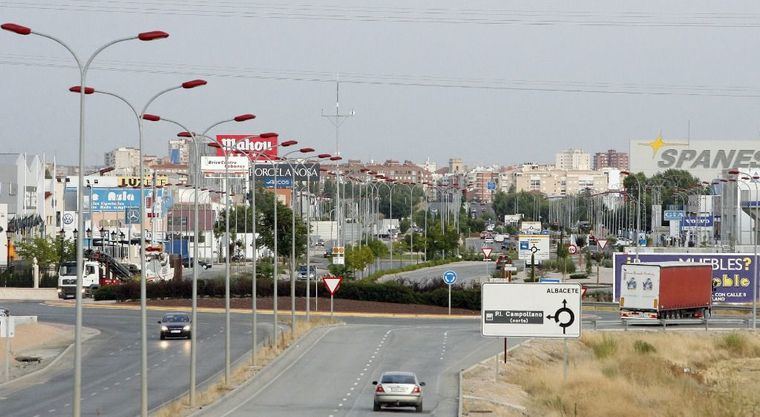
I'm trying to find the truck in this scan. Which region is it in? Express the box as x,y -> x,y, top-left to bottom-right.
57,250 -> 132,299
619,262 -> 712,320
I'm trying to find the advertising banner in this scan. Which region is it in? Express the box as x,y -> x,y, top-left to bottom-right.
681,215 -> 714,229
518,234 -> 550,264
663,210 -> 685,221
253,163 -> 320,181
87,188 -> 163,212
117,176 -> 169,188
613,252 -> 758,303
216,134 -> 278,161
263,177 -> 293,188
201,156 -> 249,178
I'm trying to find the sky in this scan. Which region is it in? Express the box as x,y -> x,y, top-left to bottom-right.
2,1 -> 760,169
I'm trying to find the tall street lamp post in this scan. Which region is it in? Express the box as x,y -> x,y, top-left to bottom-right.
2,24 -> 169,416
730,169 -> 759,329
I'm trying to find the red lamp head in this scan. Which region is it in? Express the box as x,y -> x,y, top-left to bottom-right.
177,131 -> 192,138
728,169 -> 740,175
330,156 -> 343,161
299,147 -> 315,153
260,132 -> 278,138
1,23 -> 31,35
182,79 -> 207,89
69,86 -> 95,94
318,153 -> 332,159
138,31 -> 169,41
234,114 -> 256,122
281,140 -> 298,147
207,142 -> 221,148
142,114 -> 161,121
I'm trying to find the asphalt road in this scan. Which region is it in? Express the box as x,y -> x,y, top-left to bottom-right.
380,261 -> 494,285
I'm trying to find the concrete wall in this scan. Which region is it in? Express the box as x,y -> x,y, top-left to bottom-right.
0,288 -> 58,301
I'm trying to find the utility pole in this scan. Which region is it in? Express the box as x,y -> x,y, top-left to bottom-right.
322,74 -> 355,250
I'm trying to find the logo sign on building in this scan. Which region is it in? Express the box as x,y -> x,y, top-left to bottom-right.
680,215 -> 714,230
201,156 -> 250,178
663,210 -> 686,221
125,208 -> 140,224
86,188 -> 163,212
253,163 -> 320,181
613,253 -> 758,303
263,177 -> 293,188
518,234 -> 550,264
216,134 -> 278,160
117,176 -> 168,188
62,211 -> 76,230
481,283 -> 581,338
629,137 -> 760,180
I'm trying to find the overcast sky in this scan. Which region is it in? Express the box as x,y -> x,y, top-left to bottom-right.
2,1 -> 760,168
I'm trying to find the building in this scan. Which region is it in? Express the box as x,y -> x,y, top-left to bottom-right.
0,153 -> 53,238
555,149 -> 591,171
448,158 -> 464,174
168,139 -> 190,165
593,149 -> 629,170
105,147 -> 141,176
466,166 -> 499,203
629,136 -> 760,181
342,160 -> 433,184
511,164 -> 616,197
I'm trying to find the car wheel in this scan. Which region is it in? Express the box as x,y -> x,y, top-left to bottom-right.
160,333 -> 165,340
186,332 -> 192,340
416,404 -> 423,413
373,402 -> 381,411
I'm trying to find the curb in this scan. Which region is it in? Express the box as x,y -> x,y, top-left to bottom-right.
0,325 -> 101,390
44,301 -> 480,320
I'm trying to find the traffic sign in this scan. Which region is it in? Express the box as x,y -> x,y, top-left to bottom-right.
487,181 -> 496,190
567,245 -> 578,255
322,276 -> 343,296
481,247 -> 493,259
597,239 -> 608,250
0,317 -> 14,338
581,286 -> 588,297
442,270 -> 457,285
332,246 -> 345,265
539,278 -> 561,283
481,283 -> 582,338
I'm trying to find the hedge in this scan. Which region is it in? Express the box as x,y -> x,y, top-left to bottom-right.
94,276 -> 482,310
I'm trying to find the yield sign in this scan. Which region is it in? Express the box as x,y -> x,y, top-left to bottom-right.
581,286 -> 588,297
322,276 -> 343,296
597,239 -> 608,250
481,247 -> 493,258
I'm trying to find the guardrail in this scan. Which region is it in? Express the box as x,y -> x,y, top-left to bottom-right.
582,317 -> 751,330
582,301 -> 756,312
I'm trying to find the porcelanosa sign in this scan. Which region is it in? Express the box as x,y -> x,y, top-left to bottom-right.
629,136 -> 760,180
253,163 -> 320,181
215,134 -> 278,160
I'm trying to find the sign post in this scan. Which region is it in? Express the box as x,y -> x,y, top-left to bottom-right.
442,270 -> 458,315
1,316 -> 14,382
482,247 -> 493,277
322,276 -> 343,318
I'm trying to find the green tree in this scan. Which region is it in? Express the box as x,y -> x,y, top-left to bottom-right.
15,236 -> 75,271
346,244 -> 375,272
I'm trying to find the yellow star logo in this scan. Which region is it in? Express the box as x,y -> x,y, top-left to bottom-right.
640,134 -> 670,157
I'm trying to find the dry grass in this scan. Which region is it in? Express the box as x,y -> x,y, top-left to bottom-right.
153,318 -> 338,417
463,331 -> 760,417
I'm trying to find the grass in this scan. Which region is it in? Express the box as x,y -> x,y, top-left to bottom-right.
153,317 -> 338,417
463,331 -> 760,417
362,257 -> 460,282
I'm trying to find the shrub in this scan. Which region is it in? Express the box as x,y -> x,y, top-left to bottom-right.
589,335 -> 617,359
569,273 -> 588,279
716,332 -> 750,355
94,285 -> 116,301
633,340 -> 656,354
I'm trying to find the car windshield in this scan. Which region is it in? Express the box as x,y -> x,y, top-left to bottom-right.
162,314 -> 189,323
381,374 -> 416,384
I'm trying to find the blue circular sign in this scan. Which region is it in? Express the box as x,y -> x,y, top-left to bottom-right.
442,270 -> 457,285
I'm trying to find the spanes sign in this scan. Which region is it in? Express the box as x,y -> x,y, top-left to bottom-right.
216,134 -> 278,160
481,283 -> 581,338
613,253 -> 757,303
253,163 -> 320,181
629,136 -> 760,180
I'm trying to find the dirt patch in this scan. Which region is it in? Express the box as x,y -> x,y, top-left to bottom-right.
463,331 -> 760,417
0,322 -> 73,379
122,297 -> 479,316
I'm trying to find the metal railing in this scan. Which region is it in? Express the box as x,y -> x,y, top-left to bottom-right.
582,317 -> 751,330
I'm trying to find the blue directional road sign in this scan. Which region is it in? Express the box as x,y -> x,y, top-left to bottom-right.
487,181 -> 496,190
442,270 -> 458,285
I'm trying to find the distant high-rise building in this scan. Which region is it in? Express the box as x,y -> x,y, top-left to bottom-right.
555,149 -> 591,170
104,147 -> 140,175
449,158 -> 464,174
168,139 -> 190,165
593,149 -> 629,170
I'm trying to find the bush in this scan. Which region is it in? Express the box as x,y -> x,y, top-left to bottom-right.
569,273 -> 588,279
94,285 -> 117,301
716,332 -> 751,355
633,340 -> 656,355
589,335 -> 618,359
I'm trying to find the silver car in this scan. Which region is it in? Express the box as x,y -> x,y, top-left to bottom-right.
372,371 -> 425,412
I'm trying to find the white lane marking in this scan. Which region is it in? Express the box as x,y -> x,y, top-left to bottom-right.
338,403 -> 343,407
48,409 -> 55,413
103,387 -> 109,391
64,403 -> 70,407
114,382 -> 120,386
90,393 -> 97,397
125,377 -> 131,381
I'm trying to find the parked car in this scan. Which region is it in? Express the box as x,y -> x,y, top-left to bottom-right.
158,312 -> 191,340
372,371 -> 425,412
297,265 -> 317,280
181,258 -> 211,270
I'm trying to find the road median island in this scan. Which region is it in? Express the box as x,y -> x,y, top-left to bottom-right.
462,331 -> 760,417
153,318 -> 340,417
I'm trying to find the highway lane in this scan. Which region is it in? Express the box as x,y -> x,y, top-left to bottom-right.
194,320 -> 513,417
379,261 -> 493,285
0,301 -> 278,417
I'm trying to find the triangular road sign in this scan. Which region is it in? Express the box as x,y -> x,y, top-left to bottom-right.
481,247 -> 493,258
597,239 -> 608,250
581,286 -> 588,297
322,276 -> 343,296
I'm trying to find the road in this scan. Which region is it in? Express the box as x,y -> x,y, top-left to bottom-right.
379,261 -> 494,285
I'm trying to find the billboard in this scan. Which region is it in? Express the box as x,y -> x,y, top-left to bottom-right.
253,163 -> 320,181
681,215 -> 714,230
613,252 -> 758,303
86,188 -> 163,212
263,177 -> 293,188
201,156 -> 250,178
518,234 -> 550,264
117,176 -> 169,188
216,134 -> 278,161
629,136 -> 760,180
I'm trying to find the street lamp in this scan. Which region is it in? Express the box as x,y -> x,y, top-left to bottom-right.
621,171 -> 643,261
3,23 -> 169,417
142,112 -> 255,404
729,169 -> 758,330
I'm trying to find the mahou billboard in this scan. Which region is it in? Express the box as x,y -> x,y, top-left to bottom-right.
216,134 -> 278,160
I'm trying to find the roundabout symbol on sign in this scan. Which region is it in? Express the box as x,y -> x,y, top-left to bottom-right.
442,270 -> 457,285
546,299 -> 575,334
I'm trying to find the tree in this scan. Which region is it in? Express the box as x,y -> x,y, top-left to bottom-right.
345,244 -> 375,273
15,236 -> 75,271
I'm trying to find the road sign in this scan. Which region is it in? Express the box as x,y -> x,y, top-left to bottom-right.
322,276 -> 343,296
442,270 -> 457,285
487,181 -> 496,190
567,245 -> 578,255
581,286 -> 588,297
481,283 -> 582,338
481,247 -> 493,259
332,246 -> 345,265
539,278 -> 561,283
597,239 -> 608,250
0,317 -> 14,338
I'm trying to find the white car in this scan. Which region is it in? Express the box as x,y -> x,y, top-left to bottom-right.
372,371 -> 425,412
